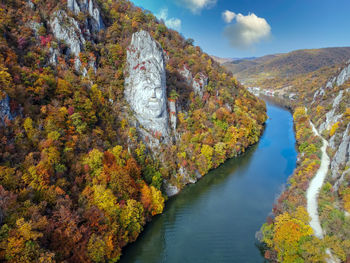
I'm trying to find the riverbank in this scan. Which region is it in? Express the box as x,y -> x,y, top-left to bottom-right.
121,102 -> 297,263
260,107 -> 334,262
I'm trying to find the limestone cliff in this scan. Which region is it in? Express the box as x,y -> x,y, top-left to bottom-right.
311,62 -> 350,182
48,0 -> 103,75
67,0 -> 105,32
180,65 -> 208,97
124,30 -> 169,140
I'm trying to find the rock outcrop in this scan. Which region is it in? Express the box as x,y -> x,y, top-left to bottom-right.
319,90 -> 344,133
124,30 -> 169,139
179,65 -> 208,97
67,0 -> 105,32
168,100 -> 177,131
311,62 -> 350,186
50,10 -> 87,74
313,61 -> 350,103
336,62 -> 350,86
49,0 -> 103,76
193,73 -> 208,97
0,94 -> 13,126
50,10 -> 85,58
330,123 -> 350,179
164,181 -> 180,197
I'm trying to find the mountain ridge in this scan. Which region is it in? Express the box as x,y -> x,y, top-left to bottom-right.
223,46 -> 350,85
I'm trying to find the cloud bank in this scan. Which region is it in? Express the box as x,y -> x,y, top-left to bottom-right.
157,8 -> 182,31
178,0 -> 217,14
222,11 -> 271,49
222,10 -> 236,23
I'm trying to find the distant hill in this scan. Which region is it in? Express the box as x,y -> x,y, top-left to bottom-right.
210,55 -> 256,65
210,55 -> 234,64
223,47 -> 350,85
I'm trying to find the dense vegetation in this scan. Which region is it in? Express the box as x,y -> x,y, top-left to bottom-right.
262,108 -> 333,262
0,0 -> 266,262
259,58 -> 350,260
223,47 -> 350,91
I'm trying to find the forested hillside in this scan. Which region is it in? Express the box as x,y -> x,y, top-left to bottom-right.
259,57 -> 350,262
0,0 -> 266,262
224,47 -> 350,90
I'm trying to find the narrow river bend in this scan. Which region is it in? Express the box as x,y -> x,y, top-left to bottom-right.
121,101 -> 297,263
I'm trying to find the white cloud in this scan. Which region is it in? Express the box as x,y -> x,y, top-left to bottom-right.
178,0 -> 217,14
165,18 -> 182,31
156,8 -> 182,31
223,12 -> 271,49
222,10 -> 236,23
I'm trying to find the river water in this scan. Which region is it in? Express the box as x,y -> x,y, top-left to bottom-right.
121,101 -> 297,263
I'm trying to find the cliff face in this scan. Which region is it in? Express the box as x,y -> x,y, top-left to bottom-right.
124,30 -> 169,140
67,0 -> 105,32
48,0 -> 103,75
180,65 -> 208,98
311,62 -> 350,182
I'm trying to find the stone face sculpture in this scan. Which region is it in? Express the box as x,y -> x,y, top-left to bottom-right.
124,30 -> 169,138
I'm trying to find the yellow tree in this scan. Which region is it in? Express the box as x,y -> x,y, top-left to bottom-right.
273,207 -> 313,262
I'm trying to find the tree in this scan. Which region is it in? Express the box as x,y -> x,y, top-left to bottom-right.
273,208 -> 313,262
87,234 -> 106,263
119,200 -> 144,242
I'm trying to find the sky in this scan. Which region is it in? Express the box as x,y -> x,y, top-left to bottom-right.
130,0 -> 350,58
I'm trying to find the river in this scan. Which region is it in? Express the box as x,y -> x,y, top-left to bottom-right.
120,101 -> 297,263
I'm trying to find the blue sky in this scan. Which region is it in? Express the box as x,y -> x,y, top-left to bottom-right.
131,0 -> 350,58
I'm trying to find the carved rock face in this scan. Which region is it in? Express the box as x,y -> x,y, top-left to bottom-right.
125,30 -> 169,138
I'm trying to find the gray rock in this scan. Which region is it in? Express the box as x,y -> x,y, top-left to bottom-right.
88,59 -> 97,74
0,94 -> 13,126
168,100 -> 177,131
179,65 -> 208,97
50,10 -> 88,75
195,170 -> 202,179
331,123 -> 350,179
87,0 -> 105,32
124,30 -> 169,139
50,10 -> 85,57
27,0 -> 35,9
336,63 -> 350,87
74,58 -> 88,76
319,90 -> 344,133
27,21 -> 42,37
178,166 -> 197,184
164,181 -> 180,197
334,168 -> 350,191
49,47 -> 60,65
67,0 -> 81,13
67,0 -> 105,32
179,66 -> 192,85
193,73 -> 208,97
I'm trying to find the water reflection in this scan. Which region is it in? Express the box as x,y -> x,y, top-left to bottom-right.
121,102 -> 297,263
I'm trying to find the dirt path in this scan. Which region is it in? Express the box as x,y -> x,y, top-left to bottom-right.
307,121 -> 330,238
307,121 -> 338,263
